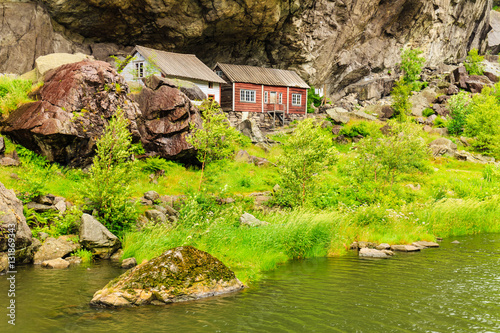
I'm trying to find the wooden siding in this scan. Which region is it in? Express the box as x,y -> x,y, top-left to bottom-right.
215,65 -> 233,111
288,88 -> 307,114
234,82 -> 262,112
263,86 -> 288,112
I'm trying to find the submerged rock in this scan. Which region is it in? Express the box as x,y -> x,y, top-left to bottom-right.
41,258 -> 70,269
412,241 -> 440,248
121,257 -> 137,269
90,246 -> 244,307
359,248 -> 392,258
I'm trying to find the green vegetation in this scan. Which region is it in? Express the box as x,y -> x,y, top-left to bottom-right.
3,113 -> 500,285
186,101 -> 241,190
391,78 -> 412,122
447,92 -> 472,135
72,249 -> 93,264
307,87 -> 324,113
0,76 -> 33,115
464,48 -> 484,76
399,48 -> 426,91
422,108 -> 435,117
81,107 -> 138,236
276,119 -> 338,206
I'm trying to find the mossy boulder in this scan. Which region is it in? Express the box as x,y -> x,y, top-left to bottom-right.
90,246 -> 244,307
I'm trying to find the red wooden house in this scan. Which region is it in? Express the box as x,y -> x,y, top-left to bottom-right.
213,63 -> 310,116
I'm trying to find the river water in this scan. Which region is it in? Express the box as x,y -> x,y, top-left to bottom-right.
1,234 -> 499,332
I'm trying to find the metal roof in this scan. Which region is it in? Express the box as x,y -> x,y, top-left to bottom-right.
133,45 -> 226,84
215,63 -> 310,89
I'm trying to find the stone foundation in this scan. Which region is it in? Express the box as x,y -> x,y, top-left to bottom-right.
226,111 -> 306,130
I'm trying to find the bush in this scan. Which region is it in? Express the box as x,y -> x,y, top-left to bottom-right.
465,87 -> 500,158
483,164 -> 500,182
391,78 -> 412,122
276,119 -> 338,206
82,107 -> 138,236
0,76 -> 33,115
351,121 -> 430,183
422,108 -> 435,117
307,87 -> 323,113
464,48 -> 484,76
434,116 -> 446,128
447,92 -> 472,135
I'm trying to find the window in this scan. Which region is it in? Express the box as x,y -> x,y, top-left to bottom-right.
135,62 -> 145,79
208,94 -> 215,101
279,93 -> 283,104
209,82 -> 213,89
216,70 -> 223,78
264,91 -> 268,104
240,89 -> 256,103
292,93 -> 302,106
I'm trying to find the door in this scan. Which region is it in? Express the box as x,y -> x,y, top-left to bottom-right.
269,92 -> 277,104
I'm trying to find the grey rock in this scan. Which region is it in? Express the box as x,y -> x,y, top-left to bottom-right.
412,241 -> 440,248
447,84 -> 460,95
0,157 -> 20,167
451,240 -> 460,244
38,232 -> 49,241
121,257 -> 137,269
351,110 -> 377,121
54,200 -> 67,213
326,107 -> 350,124
144,191 -> 160,203
488,10 -> 500,52
34,236 -> 80,264
236,119 -> 266,143
0,137 -> 5,155
376,243 -> 391,250
409,87 -> 437,117
79,214 -> 120,259
390,245 -> 421,252
110,249 -> 124,261
26,202 -> 56,213
0,182 -> 33,262
65,256 -> 82,265
145,210 -> 167,224
41,258 -> 70,269
431,128 -> 449,136
273,184 -> 281,193
332,125 -> 343,135
0,253 -> 8,274
429,138 -> 457,157
359,248 -> 389,258
35,194 -> 55,205
240,212 -> 269,227
235,150 -> 251,162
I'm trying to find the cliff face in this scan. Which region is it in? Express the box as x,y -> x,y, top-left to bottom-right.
0,0 -> 492,96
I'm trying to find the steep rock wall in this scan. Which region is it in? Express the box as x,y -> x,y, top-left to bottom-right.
0,0 -> 492,96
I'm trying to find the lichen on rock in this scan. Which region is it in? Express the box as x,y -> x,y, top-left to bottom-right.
90,246 -> 244,307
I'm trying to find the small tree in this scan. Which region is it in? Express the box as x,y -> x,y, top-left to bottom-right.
447,92 -> 472,135
82,107 -> 137,235
391,78 -> 412,122
277,119 -> 338,206
400,48 -> 426,91
186,100 -> 240,190
465,48 -> 484,76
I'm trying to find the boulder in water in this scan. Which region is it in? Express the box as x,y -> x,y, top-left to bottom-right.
79,214 -> 121,259
90,246 -> 244,307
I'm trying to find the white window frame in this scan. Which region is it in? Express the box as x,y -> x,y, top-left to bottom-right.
135,61 -> 145,79
279,93 -> 283,104
292,93 -> 302,106
264,91 -> 268,104
240,89 -> 256,103
216,70 -> 223,78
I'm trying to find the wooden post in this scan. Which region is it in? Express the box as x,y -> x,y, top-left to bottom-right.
322,83 -> 327,106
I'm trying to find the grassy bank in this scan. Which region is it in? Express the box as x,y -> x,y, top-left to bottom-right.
1,120 -> 499,284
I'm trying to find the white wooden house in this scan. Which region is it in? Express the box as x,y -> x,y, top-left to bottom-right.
122,45 -> 226,104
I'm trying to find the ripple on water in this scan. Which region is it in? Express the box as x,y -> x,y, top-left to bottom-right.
0,234 -> 499,332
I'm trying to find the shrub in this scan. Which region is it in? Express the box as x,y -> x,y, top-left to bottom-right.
465,87 -> 500,158
352,121 -> 430,183
276,119 -> 338,206
434,116 -> 446,128
464,48 -> 484,75
483,164 -> 500,182
307,87 -> 323,113
0,76 -> 33,115
422,108 -> 435,117
72,249 -> 93,263
447,92 -> 472,135
82,107 -> 138,236
391,78 -> 412,122
400,48 -> 426,91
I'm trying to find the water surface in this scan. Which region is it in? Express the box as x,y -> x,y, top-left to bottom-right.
1,234 -> 499,332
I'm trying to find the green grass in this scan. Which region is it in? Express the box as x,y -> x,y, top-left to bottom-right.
0,76 -> 34,115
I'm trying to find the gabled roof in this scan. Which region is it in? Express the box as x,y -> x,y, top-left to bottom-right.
133,45 -> 226,84
215,63 -> 310,89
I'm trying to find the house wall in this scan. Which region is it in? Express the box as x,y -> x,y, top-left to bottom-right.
122,52 -> 161,83
288,88 -> 307,114
234,82 -> 262,112
263,86 -> 288,112
214,68 -> 233,111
